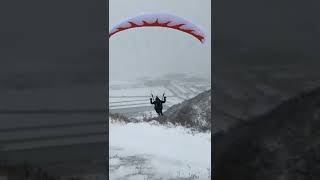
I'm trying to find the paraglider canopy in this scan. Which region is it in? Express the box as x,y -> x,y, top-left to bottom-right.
109,13 -> 206,43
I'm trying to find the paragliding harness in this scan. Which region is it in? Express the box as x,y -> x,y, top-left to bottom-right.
150,93 -> 166,116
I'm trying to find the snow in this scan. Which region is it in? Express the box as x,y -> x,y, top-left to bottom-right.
110,87 -> 152,97
109,97 -> 146,103
110,87 -> 172,97
110,104 -> 149,110
109,99 -> 179,109
109,120 -> 211,179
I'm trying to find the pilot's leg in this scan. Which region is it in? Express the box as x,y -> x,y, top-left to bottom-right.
155,108 -> 160,115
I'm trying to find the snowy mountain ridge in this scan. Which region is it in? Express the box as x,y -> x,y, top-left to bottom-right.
160,89 -> 211,132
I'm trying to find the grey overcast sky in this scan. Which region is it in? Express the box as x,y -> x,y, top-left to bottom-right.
109,0 -> 211,81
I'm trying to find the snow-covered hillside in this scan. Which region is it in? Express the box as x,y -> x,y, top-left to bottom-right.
109,119 -> 211,180
162,90 -> 211,132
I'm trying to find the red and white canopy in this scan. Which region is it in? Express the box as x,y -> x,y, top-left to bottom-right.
109,13 -> 206,44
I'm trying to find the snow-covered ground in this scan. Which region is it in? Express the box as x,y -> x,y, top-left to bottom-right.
109,120 -> 211,180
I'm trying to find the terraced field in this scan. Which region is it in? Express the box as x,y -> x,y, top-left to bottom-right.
109,77 -> 211,118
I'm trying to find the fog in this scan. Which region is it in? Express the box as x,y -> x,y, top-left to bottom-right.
109,0 -> 211,81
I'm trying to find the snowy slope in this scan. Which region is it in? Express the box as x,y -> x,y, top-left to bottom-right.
109,120 -> 211,180
163,90 -> 211,131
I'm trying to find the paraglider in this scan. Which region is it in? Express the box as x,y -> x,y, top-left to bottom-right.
109,13 -> 205,116
150,93 -> 166,116
109,13 -> 206,43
